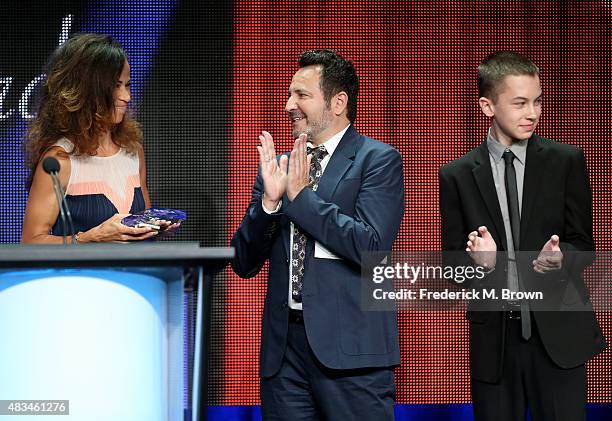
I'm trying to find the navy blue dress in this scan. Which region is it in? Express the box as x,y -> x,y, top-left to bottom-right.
50,138 -> 146,236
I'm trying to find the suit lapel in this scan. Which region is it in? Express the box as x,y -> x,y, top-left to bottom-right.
280,193 -> 291,260
313,125 -> 358,203
472,142 -> 508,250
520,136 -> 545,246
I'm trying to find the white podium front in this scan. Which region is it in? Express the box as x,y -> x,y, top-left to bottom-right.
0,244 -> 232,421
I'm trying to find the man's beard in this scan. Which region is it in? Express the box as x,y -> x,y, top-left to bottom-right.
291,109 -> 333,142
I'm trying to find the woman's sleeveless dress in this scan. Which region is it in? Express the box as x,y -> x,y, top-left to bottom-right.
50,138 -> 145,235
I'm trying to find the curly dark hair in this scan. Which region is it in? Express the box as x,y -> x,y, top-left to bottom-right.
26,33 -> 142,188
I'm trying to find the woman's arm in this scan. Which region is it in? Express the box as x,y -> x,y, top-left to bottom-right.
137,143 -> 152,208
22,147 -> 72,243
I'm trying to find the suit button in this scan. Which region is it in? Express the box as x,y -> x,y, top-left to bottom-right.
281,302 -> 288,308
285,258 -> 289,264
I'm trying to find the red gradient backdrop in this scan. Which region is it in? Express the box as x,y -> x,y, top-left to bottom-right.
213,0 -> 612,404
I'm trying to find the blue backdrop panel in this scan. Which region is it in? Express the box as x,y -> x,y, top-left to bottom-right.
205,404 -> 612,421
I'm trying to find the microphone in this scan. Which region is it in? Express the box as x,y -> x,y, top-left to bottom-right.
42,157 -> 60,174
42,157 -> 76,245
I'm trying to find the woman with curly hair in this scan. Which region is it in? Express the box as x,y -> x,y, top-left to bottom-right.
22,33 -> 159,243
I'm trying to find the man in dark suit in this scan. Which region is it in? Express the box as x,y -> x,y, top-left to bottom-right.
439,51 -> 606,420
232,49 -> 404,420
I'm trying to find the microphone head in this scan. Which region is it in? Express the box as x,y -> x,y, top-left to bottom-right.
42,157 -> 61,174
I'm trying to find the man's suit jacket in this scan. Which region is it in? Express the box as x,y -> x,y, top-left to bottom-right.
439,134 -> 606,383
232,125 -> 404,377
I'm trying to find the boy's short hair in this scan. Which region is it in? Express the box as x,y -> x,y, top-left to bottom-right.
478,51 -> 539,101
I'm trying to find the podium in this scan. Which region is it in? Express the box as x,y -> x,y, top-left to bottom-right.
0,243 -> 232,421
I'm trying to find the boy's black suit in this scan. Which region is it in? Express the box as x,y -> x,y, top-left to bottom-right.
439,135 -> 605,417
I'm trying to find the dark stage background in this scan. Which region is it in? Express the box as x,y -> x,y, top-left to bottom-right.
1,0 -> 610,417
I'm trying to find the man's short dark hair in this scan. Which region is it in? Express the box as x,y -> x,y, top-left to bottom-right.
298,49 -> 359,123
478,51 -> 539,101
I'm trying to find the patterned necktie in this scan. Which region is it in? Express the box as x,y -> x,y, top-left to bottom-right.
291,145 -> 328,302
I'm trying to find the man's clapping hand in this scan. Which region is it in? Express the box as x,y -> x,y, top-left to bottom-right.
257,130 -> 289,210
